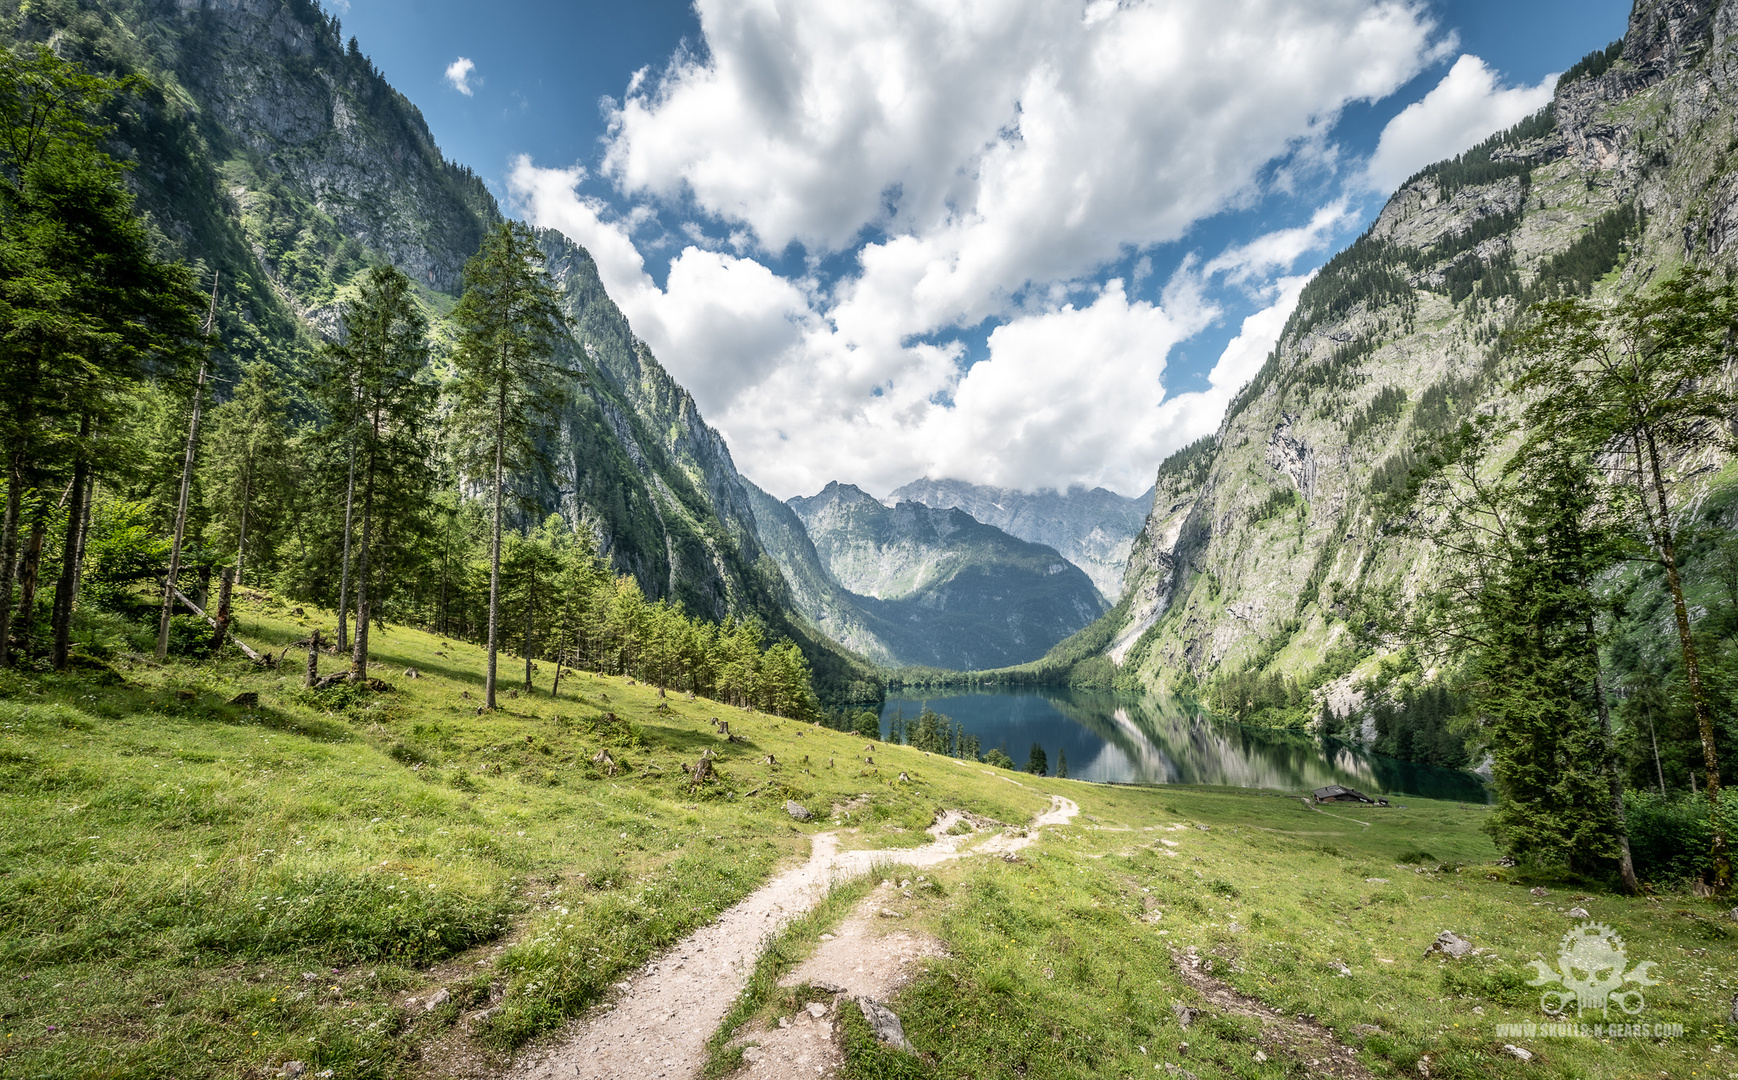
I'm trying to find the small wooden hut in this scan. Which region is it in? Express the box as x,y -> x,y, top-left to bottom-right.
1313,785 -> 1389,806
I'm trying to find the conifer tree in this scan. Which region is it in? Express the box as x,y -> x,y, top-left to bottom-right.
450,222 -> 574,709
312,265 -> 434,682
1404,417 -> 1636,887
1516,271 -> 1736,887
200,360 -> 292,588
1027,742 -> 1048,776
0,47 -> 204,668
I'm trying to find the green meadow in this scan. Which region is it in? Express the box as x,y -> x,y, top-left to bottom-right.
0,595 -> 1731,1079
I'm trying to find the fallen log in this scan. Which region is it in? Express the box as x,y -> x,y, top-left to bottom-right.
171,587 -> 266,665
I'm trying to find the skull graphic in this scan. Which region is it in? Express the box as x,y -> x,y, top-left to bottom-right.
1527,922 -> 1659,1016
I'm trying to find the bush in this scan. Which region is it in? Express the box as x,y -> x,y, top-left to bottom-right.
984,749 -> 1016,770
1625,790 -> 1738,885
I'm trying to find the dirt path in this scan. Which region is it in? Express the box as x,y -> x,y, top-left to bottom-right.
1173,947 -> 1379,1080
506,796 -> 1078,1080
726,878 -> 952,1080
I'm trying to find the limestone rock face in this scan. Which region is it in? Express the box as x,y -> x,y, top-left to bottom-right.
1107,0 -> 1738,699
889,478 -> 1153,601
759,482 -> 1109,670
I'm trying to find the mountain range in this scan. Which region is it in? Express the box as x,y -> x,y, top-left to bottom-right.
1097,0 -> 1738,713
745,482 -> 1108,671
888,478 -> 1152,601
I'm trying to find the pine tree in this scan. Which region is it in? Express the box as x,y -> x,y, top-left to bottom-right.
1056,747 -> 1068,778
200,360 -> 292,588
0,47 -> 204,668
450,222 -> 575,709
1516,272 -> 1736,887
1405,417 -> 1635,885
1027,742 -> 1048,776
311,265 -> 435,682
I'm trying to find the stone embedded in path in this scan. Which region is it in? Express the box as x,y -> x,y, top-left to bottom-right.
423,988 -> 451,1011
857,997 -> 913,1052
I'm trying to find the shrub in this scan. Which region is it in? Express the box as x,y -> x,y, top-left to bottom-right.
1625,790 -> 1738,885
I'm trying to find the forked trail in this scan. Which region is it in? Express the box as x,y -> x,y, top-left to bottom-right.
507,794 -> 1079,1080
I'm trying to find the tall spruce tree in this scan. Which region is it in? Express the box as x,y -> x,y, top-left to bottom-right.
450,222 -> 574,709
1515,271 -> 1737,888
312,265 -> 434,682
200,360 -> 292,589
0,47 -> 203,668
1405,418 -> 1636,887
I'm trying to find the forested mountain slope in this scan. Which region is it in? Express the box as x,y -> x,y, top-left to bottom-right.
889,478 -> 1153,601
1110,0 -> 1738,718
781,483 -> 1108,670
2,0 -> 879,702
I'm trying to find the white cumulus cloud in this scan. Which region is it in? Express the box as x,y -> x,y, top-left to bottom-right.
1364,54 -> 1556,193
445,57 -> 477,97
517,0 -> 1454,497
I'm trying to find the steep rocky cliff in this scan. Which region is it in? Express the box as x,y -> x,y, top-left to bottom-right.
1110,0 -> 1738,705
889,478 -> 1153,601
6,0 -> 880,702
783,483 -> 1109,670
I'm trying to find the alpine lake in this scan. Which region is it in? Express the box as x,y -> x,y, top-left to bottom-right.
880,686 -> 1491,803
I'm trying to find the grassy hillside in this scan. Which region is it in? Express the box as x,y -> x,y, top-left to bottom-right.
0,605 -> 1731,1078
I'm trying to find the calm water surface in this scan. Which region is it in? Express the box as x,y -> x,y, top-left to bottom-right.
880,686 -> 1489,803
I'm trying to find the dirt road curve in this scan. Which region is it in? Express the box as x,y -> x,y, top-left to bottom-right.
506,795 -> 1078,1080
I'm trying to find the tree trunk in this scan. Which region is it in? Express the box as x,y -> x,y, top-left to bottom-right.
211,565 -> 234,658
50,414 -> 93,670
350,429 -> 376,683
157,354 -> 208,660
524,551 -> 535,692
0,451 -> 22,667
235,466 -> 252,589
1645,703 -> 1667,796
15,511 -> 46,656
484,379 -> 506,710
305,629 -> 322,688
438,498 -> 453,636
1588,633 -> 1639,894
1641,426 -> 1729,887
336,436 -> 357,654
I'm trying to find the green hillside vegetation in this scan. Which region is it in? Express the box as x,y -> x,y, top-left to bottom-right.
3,606 -> 1734,1078
0,0 -> 883,711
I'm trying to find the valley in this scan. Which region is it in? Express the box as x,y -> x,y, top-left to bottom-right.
3,0 -> 1738,1077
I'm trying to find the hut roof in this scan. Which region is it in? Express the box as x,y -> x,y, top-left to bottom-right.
1313,785 -> 1376,802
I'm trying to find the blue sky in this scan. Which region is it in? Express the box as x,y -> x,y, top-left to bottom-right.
335,0 -> 1633,499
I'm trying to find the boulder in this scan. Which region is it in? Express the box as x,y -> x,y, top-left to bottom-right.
857,997 -> 913,1052
784,800 -> 813,821
280,1063 -> 307,1079
1566,906 -> 1589,918
1424,931 -> 1474,958
423,988 -> 451,1011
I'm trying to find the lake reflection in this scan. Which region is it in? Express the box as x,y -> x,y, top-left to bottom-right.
880,686 -> 1489,803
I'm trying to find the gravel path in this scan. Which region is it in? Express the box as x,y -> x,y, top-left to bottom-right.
506,795 -> 1078,1080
